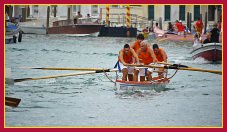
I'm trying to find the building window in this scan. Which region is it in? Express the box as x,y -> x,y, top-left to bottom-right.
148,5 -> 154,20
217,5 -> 222,22
73,5 -> 81,13
50,5 -> 57,16
194,5 -> 200,21
130,5 -> 141,7
208,5 -> 215,21
179,5 -> 185,21
92,5 -> 98,16
111,5 -> 119,8
164,5 -> 171,21
33,5 -> 38,14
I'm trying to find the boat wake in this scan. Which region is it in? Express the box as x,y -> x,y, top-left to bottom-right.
193,57 -> 211,64
115,89 -> 165,99
193,57 -> 222,64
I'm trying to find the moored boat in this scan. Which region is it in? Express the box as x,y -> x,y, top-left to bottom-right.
5,22 -> 22,44
20,25 -> 46,34
115,77 -> 170,92
6,22 -> 21,35
191,43 -> 222,62
5,35 -> 16,44
150,33 -> 206,42
149,32 -> 222,43
47,17 -> 104,36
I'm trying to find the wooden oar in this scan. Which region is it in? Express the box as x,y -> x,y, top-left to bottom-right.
12,68 -> 118,83
19,67 -> 109,71
156,62 -> 172,65
20,64 -> 182,71
156,62 -> 190,68
5,97 -> 21,107
126,64 -> 222,75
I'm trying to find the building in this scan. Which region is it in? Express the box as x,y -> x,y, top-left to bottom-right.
147,5 -> 222,30
100,5 -> 222,30
5,5 -> 222,31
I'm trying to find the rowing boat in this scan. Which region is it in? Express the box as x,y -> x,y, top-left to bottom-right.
148,33 -> 222,43
155,33 -> 206,42
115,77 -> 170,92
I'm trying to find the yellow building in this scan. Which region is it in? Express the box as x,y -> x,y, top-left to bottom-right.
6,5 -> 222,31
100,5 -> 222,31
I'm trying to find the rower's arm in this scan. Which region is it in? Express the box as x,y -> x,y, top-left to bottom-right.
148,48 -> 157,62
119,50 -> 127,65
136,49 -> 142,62
162,49 -> 167,62
130,48 -> 140,63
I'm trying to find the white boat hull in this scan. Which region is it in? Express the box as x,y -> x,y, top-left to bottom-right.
116,78 -> 170,92
65,32 -> 99,37
20,26 -> 46,34
5,33 -> 19,44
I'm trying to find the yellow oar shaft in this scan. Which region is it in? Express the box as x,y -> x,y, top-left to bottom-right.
156,62 -> 172,65
126,64 -> 163,68
19,67 -> 108,71
14,69 -> 118,83
178,67 -> 222,74
125,64 -> 222,75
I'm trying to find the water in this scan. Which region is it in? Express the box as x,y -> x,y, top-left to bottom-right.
5,34 -> 222,127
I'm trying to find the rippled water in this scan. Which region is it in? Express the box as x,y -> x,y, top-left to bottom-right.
5,34 -> 222,127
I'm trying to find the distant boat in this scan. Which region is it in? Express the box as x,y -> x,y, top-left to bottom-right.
149,32 -> 222,43
20,25 -> 46,34
5,35 -> 15,44
19,19 -> 47,34
191,43 -> 222,62
148,32 -> 206,42
47,17 -> 104,36
65,32 -> 100,37
5,22 -> 22,44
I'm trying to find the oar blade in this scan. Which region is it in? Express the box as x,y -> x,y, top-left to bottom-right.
5,97 -> 21,107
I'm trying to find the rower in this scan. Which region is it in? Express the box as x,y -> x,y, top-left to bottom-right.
153,44 -> 168,78
134,41 -> 157,82
118,44 -> 140,81
130,34 -> 144,53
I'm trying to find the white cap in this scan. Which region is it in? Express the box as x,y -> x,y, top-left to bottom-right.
179,20 -> 182,23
